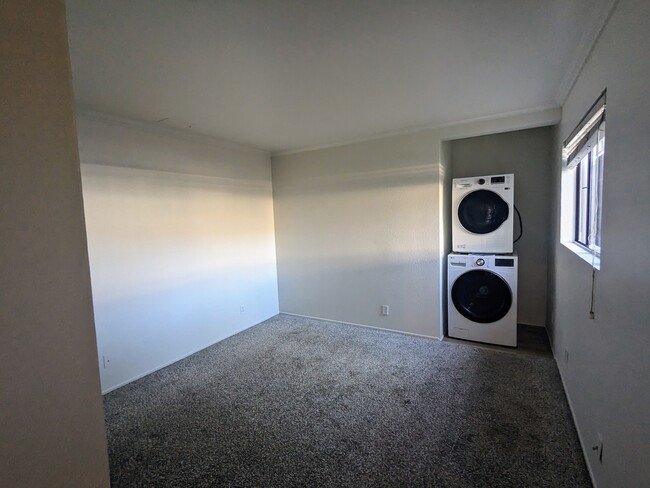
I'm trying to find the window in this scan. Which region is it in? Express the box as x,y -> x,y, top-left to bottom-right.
560,91 -> 606,269
574,135 -> 604,252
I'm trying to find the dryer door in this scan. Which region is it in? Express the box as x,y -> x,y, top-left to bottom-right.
457,189 -> 509,234
451,270 -> 512,324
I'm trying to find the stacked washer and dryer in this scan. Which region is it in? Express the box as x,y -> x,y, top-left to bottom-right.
448,174 -> 518,347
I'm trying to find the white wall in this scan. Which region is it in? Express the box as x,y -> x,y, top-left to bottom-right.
548,0 -> 650,486
272,108 -> 560,338
0,1 -> 110,486
450,127 -> 554,327
78,113 -> 279,392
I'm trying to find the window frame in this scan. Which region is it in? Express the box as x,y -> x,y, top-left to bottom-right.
574,151 -> 591,247
560,92 -> 606,269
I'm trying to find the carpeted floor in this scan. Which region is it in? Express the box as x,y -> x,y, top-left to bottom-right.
104,314 -> 591,487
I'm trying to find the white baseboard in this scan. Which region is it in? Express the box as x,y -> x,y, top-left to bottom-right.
549,341 -> 598,488
280,312 -> 441,341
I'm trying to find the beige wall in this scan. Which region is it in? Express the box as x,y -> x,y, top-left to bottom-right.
77,113 -> 279,393
439,141 -> 453,332
272,109 -> 560,338
450,127 -> 554,327
548,0 -> 650,485
0,1 -> 109,486
273,132 -> 441,336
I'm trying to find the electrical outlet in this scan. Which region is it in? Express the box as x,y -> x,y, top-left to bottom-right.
240,305 -> 246,313
102,355 -> 111,369
381,305 -> 390,316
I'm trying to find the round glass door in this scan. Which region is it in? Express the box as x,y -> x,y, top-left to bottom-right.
451,270 -> 512,323
457,189 -> 509,234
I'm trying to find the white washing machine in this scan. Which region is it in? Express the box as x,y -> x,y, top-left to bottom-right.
452,174 -> 514,253
447,253 -> 517,347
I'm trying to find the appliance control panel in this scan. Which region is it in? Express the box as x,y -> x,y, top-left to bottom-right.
448,253 -> 517,269
453,173 -> 513,189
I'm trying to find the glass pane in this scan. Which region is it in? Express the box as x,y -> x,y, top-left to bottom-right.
457,190 -> 510,234
577,158 -> 590,245
451,270 -> 512,323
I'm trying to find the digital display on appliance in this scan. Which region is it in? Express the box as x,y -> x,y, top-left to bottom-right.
491,176 -> 506,184
495,258 -> 514,267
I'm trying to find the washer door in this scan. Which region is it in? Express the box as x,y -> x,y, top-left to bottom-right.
451,270 -> 512,324
458,189 -> 509,234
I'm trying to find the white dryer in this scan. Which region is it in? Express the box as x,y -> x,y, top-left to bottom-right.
452,174 -> 514,253
447,253 -> 517,347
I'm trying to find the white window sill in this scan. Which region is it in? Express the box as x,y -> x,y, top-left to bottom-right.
561,241 -> 601,270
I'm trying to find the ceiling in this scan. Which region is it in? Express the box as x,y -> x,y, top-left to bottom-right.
66,0 -> 615,153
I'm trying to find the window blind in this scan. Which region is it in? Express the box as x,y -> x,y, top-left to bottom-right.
563,90 -> 606,168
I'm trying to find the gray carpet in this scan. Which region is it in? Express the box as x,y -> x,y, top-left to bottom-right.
104,314 -> 591,487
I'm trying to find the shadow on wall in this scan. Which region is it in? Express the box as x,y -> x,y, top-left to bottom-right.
81,163 -> 279,392
273,163 -> 438,195
85,162 -> 274,197
83,164 -> 276,301
273,161 -> 442,337
272,162 -> 440,261
448,126 -> 554,327
93,274 -> 279,391
278,256 -> 439,326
